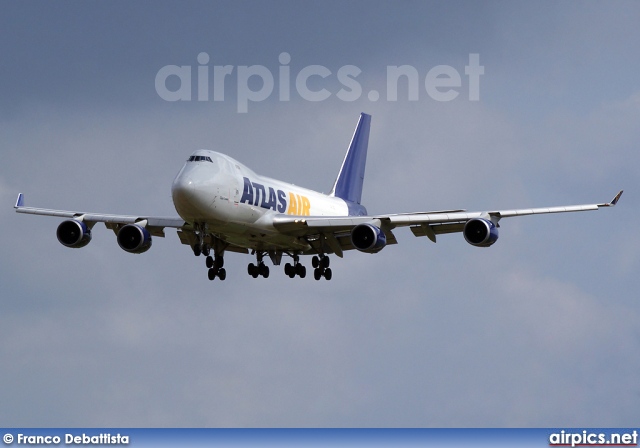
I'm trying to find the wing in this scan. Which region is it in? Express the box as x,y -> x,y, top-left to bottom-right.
273,190 -> 623,256
14,193 -> 185,237
13,193 -> 251,254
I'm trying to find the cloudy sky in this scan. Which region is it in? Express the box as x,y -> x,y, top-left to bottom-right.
1,1 -> 639,427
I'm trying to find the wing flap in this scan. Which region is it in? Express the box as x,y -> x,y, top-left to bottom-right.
410,222 -> 466,242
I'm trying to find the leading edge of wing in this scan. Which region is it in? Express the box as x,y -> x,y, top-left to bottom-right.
14,193 -> 185,228
389,190 -> 622,225
482,189 -> 623,220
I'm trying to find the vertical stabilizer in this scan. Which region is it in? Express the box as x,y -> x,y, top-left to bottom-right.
330,113 -> 371,205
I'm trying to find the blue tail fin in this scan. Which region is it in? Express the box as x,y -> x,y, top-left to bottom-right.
330,113 -> 371,205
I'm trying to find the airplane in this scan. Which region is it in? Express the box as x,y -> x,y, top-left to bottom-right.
14,113 -> 623,282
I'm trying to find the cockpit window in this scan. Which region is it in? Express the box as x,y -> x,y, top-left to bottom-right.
187,155 -> 213,163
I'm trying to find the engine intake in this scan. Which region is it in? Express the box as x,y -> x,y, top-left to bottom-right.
56,220 -> 92,248
463,218 -> 499,247
117,224 -> 152,254
351,223 -> 387,253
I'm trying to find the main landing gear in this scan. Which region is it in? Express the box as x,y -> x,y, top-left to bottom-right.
246,252 -> 330,280
284,254 -> 306,278
192,238 -> 333,281
248,252 -> 269,278
312,255 -> 332,281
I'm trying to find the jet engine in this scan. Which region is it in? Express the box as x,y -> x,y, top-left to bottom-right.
463,218 -> 499,247
117,224 -> 152,254
351,223 -> 387,253
56,220 -> 92,248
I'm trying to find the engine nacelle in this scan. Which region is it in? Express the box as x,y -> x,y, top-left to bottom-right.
351,223 -> 387,253
463,218 -> 499,247
56,220 -> 92,248
117,224 -> 152,254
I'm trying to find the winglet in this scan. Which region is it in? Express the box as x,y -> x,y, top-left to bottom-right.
610,190 -> 623,206
15,193 -> 24,209
599,190 -> 623,207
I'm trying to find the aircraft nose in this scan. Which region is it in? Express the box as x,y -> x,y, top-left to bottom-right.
171,173 -> 196,208
171,173 -> 195,219
172,167 -> 217,220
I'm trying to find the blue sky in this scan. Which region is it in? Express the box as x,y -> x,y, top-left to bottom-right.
1,1 -> 639,426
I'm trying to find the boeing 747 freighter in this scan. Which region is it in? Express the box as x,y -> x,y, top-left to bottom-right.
15,113 -> 623,281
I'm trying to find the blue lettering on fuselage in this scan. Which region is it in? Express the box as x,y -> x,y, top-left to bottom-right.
277,190 -> 286,213
252,182 -> 265,207
240,177 -> 287,212
240,177 -> 309,215
241,177 -> 254,205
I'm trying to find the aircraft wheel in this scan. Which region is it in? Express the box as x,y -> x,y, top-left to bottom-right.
312,256 -> 319,268
208,268 -> 216,281
215,255 -> 224,268
284,263 -> 293,276
206,256 -> 214,268
202,245 -> 210,256
324,268 -> 332,281
218,268 -> 226,281
193,245 -> 201,257
248,263 -> 256,276
262,265 -> 270,278
322,256 -> 330,268
299,265 -> 306,279
314,268 -> 322,281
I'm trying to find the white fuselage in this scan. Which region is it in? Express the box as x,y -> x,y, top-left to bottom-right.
171,150 -> 350,251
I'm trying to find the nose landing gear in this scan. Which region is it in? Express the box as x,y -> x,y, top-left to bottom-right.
192,224 -> 227,281
206,253 -> 226,281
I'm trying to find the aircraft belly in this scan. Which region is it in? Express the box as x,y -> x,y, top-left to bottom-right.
221,230 -> 311,252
